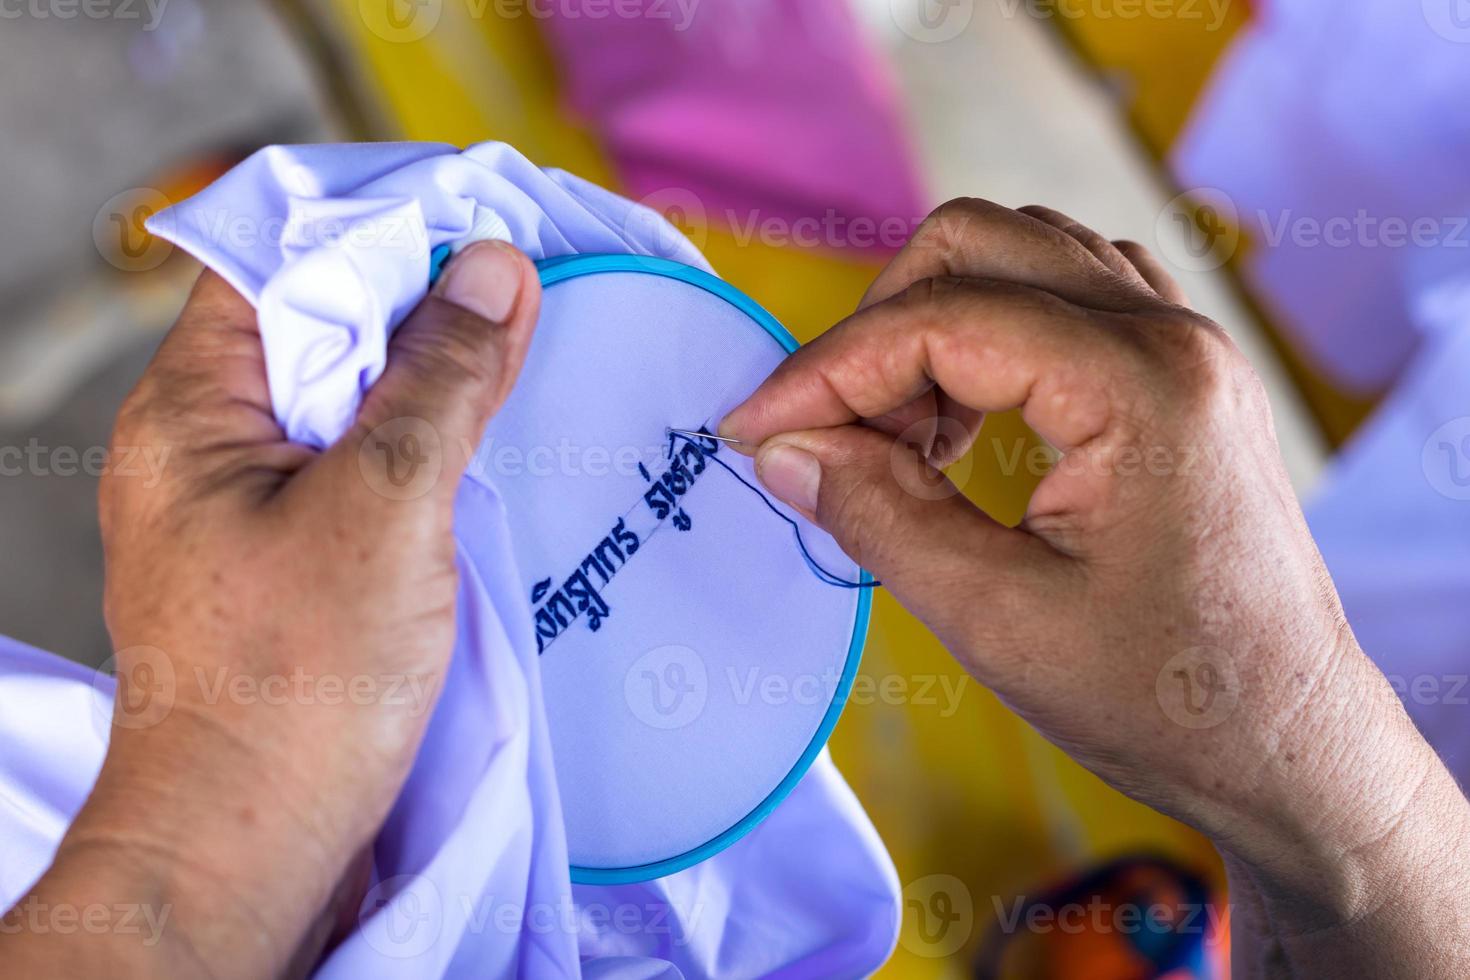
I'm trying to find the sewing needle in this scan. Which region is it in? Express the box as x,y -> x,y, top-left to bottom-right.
667,428 -> 744,447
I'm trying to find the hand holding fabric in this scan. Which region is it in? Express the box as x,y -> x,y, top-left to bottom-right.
722,199 -> 1470,978
7,242 -> 540,978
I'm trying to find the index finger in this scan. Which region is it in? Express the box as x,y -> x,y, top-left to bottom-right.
858,199 -> 1147,313
124,270 -> 283,449
719,276 -> 1136,454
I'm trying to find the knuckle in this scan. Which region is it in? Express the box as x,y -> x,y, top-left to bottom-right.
1149,316 -> 1261,416
897,275 -> 944,308
919,197 -> 1002,247
896,274 -> 970,313
108,386 -> 163,454
933,196 -> 1002,220
395,302 -> 503,395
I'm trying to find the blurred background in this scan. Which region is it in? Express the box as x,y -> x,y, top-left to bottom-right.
2,1 -> 1467,976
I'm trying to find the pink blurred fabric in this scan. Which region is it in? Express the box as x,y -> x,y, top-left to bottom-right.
540,0 -> 927,255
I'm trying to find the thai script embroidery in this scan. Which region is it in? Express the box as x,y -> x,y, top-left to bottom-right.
531,432 -> 721,653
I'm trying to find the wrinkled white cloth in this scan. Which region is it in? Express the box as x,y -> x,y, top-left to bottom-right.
0,142 -> 900,978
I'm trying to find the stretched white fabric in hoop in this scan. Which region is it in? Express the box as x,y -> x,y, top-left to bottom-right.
482,257 -> 870,879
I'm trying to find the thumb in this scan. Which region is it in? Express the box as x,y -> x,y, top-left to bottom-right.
345,240 -> 541,499
752,425 -> 1064,650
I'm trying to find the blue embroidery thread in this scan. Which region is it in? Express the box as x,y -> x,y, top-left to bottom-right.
666,430 -> 879,592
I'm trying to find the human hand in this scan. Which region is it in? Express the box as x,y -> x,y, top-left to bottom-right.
21,240 -> 541,978
721,200 -> 1470,975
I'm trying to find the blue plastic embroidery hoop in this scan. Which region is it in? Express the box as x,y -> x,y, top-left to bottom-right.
523,252 -> 875,885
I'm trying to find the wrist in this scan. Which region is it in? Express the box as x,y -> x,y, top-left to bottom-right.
63,704 -> 404,976
105,638 -> 436,845
1212,676 -> 1470,974
3,840 -> 198,978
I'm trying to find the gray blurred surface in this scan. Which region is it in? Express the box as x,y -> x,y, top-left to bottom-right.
0,343 -> 156,665
0,0 -> 335,666
0,0 -> 330,312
